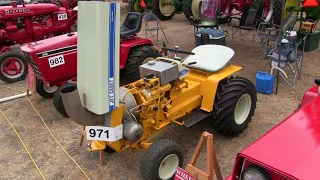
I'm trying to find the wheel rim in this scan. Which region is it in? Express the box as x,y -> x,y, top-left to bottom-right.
1,57 -> 25,79
284,0 -> 299,19
159,0 -> 175,17
142,57 -> 156,64
263,0 -> 273,22
43,82 -> 58,93
134,1 -> 142,12
158,154 -> 179,179
234,94 -> 252,125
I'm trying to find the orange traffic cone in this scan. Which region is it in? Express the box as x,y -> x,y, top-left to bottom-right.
141,0 -> 146,7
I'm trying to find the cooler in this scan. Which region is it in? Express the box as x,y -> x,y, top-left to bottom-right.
297,31 -> 320,52
195,29 -> 226,46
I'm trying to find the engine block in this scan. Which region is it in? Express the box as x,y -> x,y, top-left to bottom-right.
139,60 -> 179,86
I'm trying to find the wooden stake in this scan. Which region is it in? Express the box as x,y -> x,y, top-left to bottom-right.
80,126 -> 85,147
79,126 -> 105,166
185,132 -> 223,180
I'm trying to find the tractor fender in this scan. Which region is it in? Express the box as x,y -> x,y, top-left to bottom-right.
200,64 -> 242,112
120,38 -> 154,69
300,85 -> 318,107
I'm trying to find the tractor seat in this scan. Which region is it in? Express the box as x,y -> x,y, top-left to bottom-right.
120,12 -> 142,38
183,45 -> 235,72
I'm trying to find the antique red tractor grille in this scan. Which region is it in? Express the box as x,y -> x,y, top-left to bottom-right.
23,52 -> 43,78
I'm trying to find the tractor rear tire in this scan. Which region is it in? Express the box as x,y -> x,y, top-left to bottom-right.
140,139 -> 183,180
35,78 -> 58,98
0,50 -> 28,83
272,0 -> 282,25
53,83 -> 76,118
272,0 -> 299,26
183,0 -> 193,20
152,0 -> 176,21
125,46 -> 161,83
211,76 -> 257,136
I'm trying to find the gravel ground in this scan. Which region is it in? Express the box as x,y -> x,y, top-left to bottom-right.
0,4 -> 319,180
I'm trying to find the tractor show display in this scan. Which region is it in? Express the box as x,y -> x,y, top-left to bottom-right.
0,0 -> 319,179
0,0 -> 77,83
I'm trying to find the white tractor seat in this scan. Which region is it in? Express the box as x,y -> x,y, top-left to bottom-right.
183,45 -> 235,72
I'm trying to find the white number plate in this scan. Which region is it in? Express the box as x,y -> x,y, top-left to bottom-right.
48,54 -> 65,68
86,124 -> 123,142
58,13 -> 68,21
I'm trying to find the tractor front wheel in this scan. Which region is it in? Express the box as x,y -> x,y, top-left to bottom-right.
36,78 -> 58,98
0,50 -> 28,83
140,139 -> 183,180
152,0 -> 176,20
53,83 -> 76,118
211,76 -> 257,136
128,0 -> 145,13
125,46 -> 161,83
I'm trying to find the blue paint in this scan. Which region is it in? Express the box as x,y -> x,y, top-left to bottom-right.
108,3 -> 116,111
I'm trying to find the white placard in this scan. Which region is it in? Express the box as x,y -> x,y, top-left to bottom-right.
86,124 -> 123,142
48,54 -> 65,68
58,13 -> 68,21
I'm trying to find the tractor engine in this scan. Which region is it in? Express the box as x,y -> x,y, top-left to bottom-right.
119,59 -> 184,142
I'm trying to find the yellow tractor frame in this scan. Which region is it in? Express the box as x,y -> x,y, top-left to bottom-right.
85,58 -> 242,153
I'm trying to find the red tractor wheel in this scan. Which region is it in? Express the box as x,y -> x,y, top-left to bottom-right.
0,51 -> 28,83
263,0 -> 273,22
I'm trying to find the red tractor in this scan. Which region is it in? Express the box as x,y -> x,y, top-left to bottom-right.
0,1 -> 77,83
21,12 -> 161,117
225,78 -> 320,180
35,0 -> 78,10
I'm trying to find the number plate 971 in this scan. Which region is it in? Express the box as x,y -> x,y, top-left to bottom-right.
85,125 -> 123,142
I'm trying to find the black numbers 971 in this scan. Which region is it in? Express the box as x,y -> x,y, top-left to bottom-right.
89,129 -> 109,139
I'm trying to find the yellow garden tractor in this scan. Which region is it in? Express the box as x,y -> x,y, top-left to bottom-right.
60,1 -> 257,180
61,44 -> 257,179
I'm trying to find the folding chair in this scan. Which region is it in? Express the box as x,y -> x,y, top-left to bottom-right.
143,13 -> 168,43
229,0 -> 264,43
257,12 -> 299,51
264,34 -> 308,93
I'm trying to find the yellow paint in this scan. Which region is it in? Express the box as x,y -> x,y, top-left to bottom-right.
85,62 -> 242,154
201,65 -> 242,112
88,141 -> 106,152
284,0 -> 299,19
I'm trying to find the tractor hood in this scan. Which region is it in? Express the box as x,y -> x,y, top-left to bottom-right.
20,32 -> 77,54
240,95 -> 320,179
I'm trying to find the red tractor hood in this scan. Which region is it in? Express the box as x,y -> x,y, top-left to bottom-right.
21,32 -> 77,53
240,95 -> 320,179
